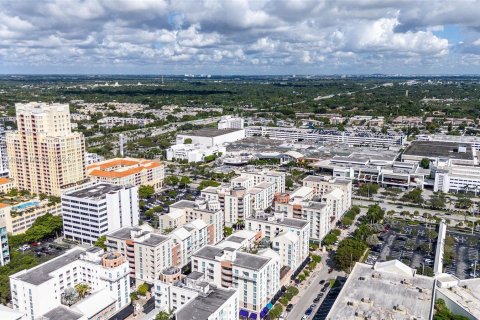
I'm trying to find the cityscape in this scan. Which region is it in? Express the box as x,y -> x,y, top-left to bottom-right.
1,1 -> 480,320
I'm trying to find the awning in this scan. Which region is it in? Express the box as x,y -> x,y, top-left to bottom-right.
239,310 -> 249,318
260,310 -> 266,318
267,303 -> 273,310
249,313 -> 258,319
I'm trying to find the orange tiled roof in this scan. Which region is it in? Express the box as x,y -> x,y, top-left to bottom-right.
87,158 -> 163,179
0,178 -> 11,185
0,203 -> 10,209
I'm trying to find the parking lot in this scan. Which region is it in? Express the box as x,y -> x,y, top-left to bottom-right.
19,241 -> 70,258
367,221 -> 479,279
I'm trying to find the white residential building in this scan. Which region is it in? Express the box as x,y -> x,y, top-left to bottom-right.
192,245 -> 281,318
62,183 -> 139,244
239,170 -> 286,193
170,219 -> 208,268
218,116 -> 244,129
134,231 -> 172,285
201,186 -> 252,226
10,247 -> 130,320
0,219 -> 10,266
249,182 -> 276,211
246,213 -> 310,272
154,272 -> 239,320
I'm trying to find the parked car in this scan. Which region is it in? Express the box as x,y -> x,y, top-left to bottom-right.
305,308 -> 313,316
319,280 -> 326,285
328,268 -> 333,273
313,297 -> 321,303
286,304 -> 294,312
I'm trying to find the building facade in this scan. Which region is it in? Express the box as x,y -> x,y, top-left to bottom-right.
87,158 -> 165,191
62,183 -> 139,244
0,219 -> 10,266
6,102 -> 86,196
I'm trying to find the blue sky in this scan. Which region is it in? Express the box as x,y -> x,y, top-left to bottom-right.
1,0 -> 480,75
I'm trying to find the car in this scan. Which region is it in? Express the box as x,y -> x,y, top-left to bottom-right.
286,304 -> 294,312
321,287 -> 327,292
305,308 -> 313,316
301,316 -> 309,320
310,304 -> 317,309
319,279 -> 326,285
328,268 -> 333,273
317,292 -> 324,298
313,297 -> 321,303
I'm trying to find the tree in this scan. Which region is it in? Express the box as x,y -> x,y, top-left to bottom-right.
180,176 -> 191,188
311,254 -> 321,263
366,234 -> 379,246
353,224 -> 373,242
401,188 -> 423,204
434,299 -> 470,320
139,185 -> 155,199
224,226 -> 233,237
420,158 -> 430,169
138,283 -> 149,296
365,204 -> 385,223
430,192 -> 447,209
155,311 -> 172,320
285,177 -> 294,190
197,180 -> 221,190
165,175 -> 179,186
334,238 -> 368,272
357,183 -> 379,197
184,138 -> 192,144
74,283 -> 91,298
269,304 -> 284,319
94,235 -> 107,250
342,216 -> 354,226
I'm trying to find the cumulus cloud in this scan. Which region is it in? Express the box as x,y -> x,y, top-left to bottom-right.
0,0 -> 477,73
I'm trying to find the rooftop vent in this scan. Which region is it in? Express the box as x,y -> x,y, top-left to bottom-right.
358,277 -> 366,281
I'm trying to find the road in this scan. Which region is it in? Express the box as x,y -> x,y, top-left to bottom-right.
286,253 -> 344,320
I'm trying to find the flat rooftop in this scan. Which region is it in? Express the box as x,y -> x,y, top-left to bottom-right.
403,141 -> 474,160
193,245 -> 270,271
65,183 -> 124,200
106,226 -> 138,240
140,234 -> 170,247
437,278 -> 480,319
176,286 -> 236,320
248,216 -> 309,229
41,306 -> 82,320
14,248 -> 85,285
181,128 -> 242,138
327,261 -> 434,320
170,200 -> 196,209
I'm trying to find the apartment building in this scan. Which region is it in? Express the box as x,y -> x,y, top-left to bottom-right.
154,272 -> 239,320
169,199 -> 224,244
166,144 -> 226,162
170,219 -> 208,268
244,170 -> 286,194
0,121 -> 8,177
0,199 -> 62,235
249,182 -> 276,211
0,219 -> 9,266
134,231 -> 172,285
10,247 -> 130,320
6,102 -> 86,196
87,157 -> 165,191
201,186 -> 252,226
62,183 -> 139,244
246,213 -> 310,272
217,230 -> 260,251
303,175 -> 352,219
192,245 -> 281,318
105,225 -> 155,280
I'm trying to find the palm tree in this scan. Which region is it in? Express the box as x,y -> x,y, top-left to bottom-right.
75,283 -> 91,299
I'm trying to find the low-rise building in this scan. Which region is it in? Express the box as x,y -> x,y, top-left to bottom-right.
402,140 -> 477,166
0,177 -> 13,194
177,128 -> 246,147
62,183 -> 139,244
154,271 -> 239,320
0,199 -> 62,235
166,144 -> 226,162
10,247 -> 130,320
170,219 -> 208,268
246,213 -> 309,272
192,245 -> 281,319
249,182 -> 276,211
87,157 -> 165,191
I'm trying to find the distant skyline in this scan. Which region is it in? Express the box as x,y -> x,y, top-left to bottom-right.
1,0 -> 480,75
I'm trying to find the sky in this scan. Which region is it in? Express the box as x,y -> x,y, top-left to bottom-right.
1,0 -> 480,75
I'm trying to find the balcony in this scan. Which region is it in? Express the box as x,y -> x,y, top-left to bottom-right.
221,269 -> 233,276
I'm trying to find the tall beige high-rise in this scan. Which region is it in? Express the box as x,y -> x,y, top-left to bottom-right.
6,102 -> 86,196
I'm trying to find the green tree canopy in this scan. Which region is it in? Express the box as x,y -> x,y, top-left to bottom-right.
139,185 -> 155,198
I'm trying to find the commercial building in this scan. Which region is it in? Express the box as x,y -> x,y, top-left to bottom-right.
154,272 -> 239,320
10,247 -> 130,320
192,245 -> 281,318
402,140 -> 477,166
87,157 -> 165,191
417,134 -> 480,152
311,151 -> 427,190
327,260 -> 435,320
433,162 -> 480,194
176,128 -> 245,147
62,183 -> 139,244
245,126 -> 405,147
166,144 -> 226,162
169,199 -> 224,244
0,219 -> 10,266
0,198 -> 62,235
218,116 -> 244,130
245,213 -> 310,272
6,102 -> 86,196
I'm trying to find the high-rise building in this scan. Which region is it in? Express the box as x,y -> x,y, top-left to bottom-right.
62,183 -> 139,244
0,120 -> 9,177
6,102 -> 86,196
